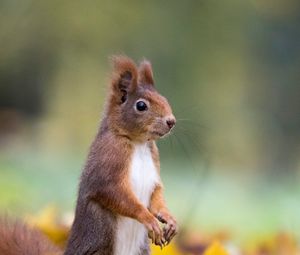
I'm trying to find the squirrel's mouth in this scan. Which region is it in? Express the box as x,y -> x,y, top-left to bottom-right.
151,131 -> 164,137
150,130 -> 169,138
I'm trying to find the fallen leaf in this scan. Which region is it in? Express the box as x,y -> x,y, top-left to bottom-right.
204,241 -> 229,255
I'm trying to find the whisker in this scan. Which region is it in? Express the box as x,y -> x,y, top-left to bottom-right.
171,129 -> 211,227
175,129 -> 205,155
176,119 -> 209,131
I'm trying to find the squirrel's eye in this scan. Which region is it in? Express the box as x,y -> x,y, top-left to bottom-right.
136,101 -> 148,111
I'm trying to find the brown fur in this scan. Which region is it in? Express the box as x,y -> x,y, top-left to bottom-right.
0,218 -> 61,255
65,56 -> 177,254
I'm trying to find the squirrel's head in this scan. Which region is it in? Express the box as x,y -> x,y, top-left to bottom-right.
106,55 -> 175,142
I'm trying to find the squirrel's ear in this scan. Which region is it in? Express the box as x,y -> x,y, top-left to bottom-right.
110,55 -> 138,103
139,60 -> 154,85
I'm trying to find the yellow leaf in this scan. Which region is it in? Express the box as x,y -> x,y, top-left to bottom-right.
26,204 -> 58,228
204,241 -> 229,255
26,205 -> 69,246
151,242 -> 181,255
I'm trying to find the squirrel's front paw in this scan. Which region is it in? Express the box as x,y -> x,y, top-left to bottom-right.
142,214 -> 165,248
156,211 -> 178,245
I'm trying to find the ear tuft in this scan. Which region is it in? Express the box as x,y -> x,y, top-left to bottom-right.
139,59 -> 154,85
110,55 -> 138,94
111,55 -> 137,75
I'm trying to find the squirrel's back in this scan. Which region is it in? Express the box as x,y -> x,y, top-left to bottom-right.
0,218 -> 61,255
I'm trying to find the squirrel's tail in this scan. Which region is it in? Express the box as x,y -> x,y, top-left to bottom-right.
0,217 -> 61,255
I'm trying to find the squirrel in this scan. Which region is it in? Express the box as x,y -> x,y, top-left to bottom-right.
0,55 -> 178,255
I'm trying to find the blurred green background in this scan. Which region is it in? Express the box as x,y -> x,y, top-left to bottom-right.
1,0 -> 300,245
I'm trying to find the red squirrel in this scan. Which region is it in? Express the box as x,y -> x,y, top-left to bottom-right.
0,56 -> 177,255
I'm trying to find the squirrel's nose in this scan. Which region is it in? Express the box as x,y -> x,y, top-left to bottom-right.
166,118 -> 176,129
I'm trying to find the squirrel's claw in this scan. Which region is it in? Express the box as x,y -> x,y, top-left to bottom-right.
163,221 -> 177,244
155,211 -> 178,245
147,218 -> 165,248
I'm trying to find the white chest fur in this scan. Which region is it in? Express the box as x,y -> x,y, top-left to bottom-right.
114,143 -> 159,255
